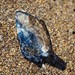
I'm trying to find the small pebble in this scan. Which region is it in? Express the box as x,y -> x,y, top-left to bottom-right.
53,0 -> 56,1
0,35 -> 3,41
0,22 -> 2,28
73,9 -> 75,11
72,31 -> 75,34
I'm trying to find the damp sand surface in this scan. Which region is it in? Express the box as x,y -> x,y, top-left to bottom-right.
0,0 -> 75,75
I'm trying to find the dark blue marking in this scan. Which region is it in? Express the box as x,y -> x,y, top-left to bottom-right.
21,48 -> 42,63
18,31 -> 31,44
17,30 -> 43,64
16,19 -> 22,28
18,29 -> 42,51
18,31 -> 36,49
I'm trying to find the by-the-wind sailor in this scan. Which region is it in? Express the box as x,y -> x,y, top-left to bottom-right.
15,10 -> 66,69
15,10 -> 51,67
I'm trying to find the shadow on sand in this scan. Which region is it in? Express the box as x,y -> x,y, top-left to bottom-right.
38,37 -> 66,71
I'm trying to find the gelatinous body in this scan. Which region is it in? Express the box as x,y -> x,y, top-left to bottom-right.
15,10 -> 50,66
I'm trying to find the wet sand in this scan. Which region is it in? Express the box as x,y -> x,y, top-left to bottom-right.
0,0 -> 75,75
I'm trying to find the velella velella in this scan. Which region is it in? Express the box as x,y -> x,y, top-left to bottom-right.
15,10 -> 66,70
